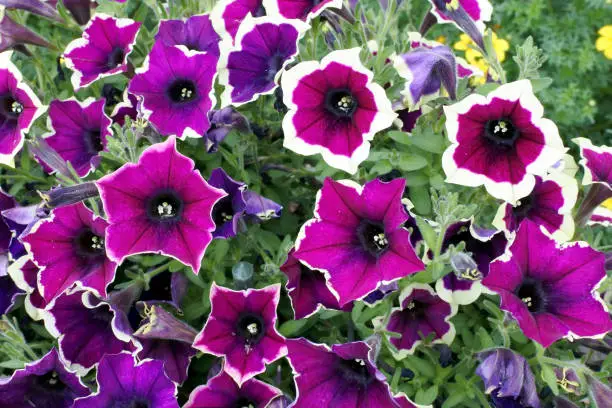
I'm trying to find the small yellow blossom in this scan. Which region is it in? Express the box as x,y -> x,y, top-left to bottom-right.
454,32 -> 509,84
595,25 -> 612,60
603,198 -> 612,211
435,35 -> 447,44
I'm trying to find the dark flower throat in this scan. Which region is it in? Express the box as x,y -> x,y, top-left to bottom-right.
325,88 -> 358,118
357,220 -> 389,257
146,190 -> 184,223
484,118 -> 519,147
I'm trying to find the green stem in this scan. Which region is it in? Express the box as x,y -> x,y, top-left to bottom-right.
0,164 -> 48,183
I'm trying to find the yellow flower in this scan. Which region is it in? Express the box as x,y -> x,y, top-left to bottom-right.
602,198 -> 612,211
595,25 -> 612,60
454,32 -> 509,84
435,35 -> 447,44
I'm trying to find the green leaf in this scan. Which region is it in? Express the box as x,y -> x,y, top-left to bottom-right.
279,319 -> 310,337
541,364 -> 560,395
397,155 -> 428,171
513,36 -> 547,80
387,130 -> 412,146
415,385 -> 439,405
531,77 -> 553,92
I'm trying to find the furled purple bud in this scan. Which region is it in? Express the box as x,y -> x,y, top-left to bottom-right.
0,0 -> 63,23
0,12 -> 52,53
39,182 -> 99,209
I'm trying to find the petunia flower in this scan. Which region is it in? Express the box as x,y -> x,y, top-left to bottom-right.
0,60 -> 44,166
482,220 -> 612,348
72,352 -> 179,408
493,173 -> 578,242
219,15 -> 308,107
208,167 -> 248,239
243,189 -> 283,221
263,0 -> 343,22
596,25 -> 612,60
383,283 -> 457,356
211,0 -> 267,42
110,90 -> 139,126
7,256 -> 48,320
63,14 -> 141,90
286,338 -> 399,407
442,79 -> 566,204
0,347 -> 90,407
0,192 -> 22,314
294,177 -> 424,306
129,42 -> 218,139
23,203 -> 116,303
43,287 -> 137,373
155,14 -> 221,58
0,12 -> 52,53
193,283 -> 287,385
435,219 -> 507,305
184,370 -> 281,408
205,107 -> 250,152
97,137 -> 225,273
1,203 -> 45,260
281,48 -> 397,174
428,0 -> 492,32
476,348 -> 541,408
40,98 -> 112,177
280,248 -> 349,319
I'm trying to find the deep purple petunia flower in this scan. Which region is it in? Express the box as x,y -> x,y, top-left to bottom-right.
0,192 -> 22,315
219,15 -> 308,107
574,138 -> 612,188
129,42 -> 218,139
1,203 -> 44,260
184,370 -> 281,408
205,107 -> 250,152
493,173 -> 577,242
475,348 -> 541,408
97,136 -> 226,273
7,256 -> 48,320
442,80 -> 566,204
428,0 -> 492,32
294,178 -> 424,306
435,219 -> 507,305
43,287 -> 137,373
156,14 -> 221,58
263,0 -> 343,21
0,13 -> 52,53
287,338 -> 399,407
384,283 -> 457,356
0,60 -> 44,166
208,167 -> 247,239
0,348 -> 90,407
63,14 -> 141,90
110,91 -> 139,126
23,202 -> 116,303
243,189 -> 283,222
72,352 -> 179,408
41,98 -> 112,177
280,248 -> 349,319
281,48 -> 397,173
482,220 -> 612,348
211,0 -> 267,42
193,283 -> 287,385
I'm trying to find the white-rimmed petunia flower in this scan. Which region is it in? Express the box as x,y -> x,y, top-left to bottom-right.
263,0 -> 343,22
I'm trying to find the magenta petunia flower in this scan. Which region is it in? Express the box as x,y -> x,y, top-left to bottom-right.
428,0 -> 493,31
482,220 -> 612,348
43,287 -> 137,373
41,98 -> 112,177
384,284 -> 457,356
287,338 -> 399,407
280,248 -> 349,319
63,14 -> 141,90
0,60 -> 44,166
184,370 -> 281,408
573,137 -> 611,189
155,14 -> 221,58
219,15 -> 308,107
22,202 -> 117,303
97,137 -> 225,273
72,352 -> 179,408
7,256 -> 49,321
110,91 -> 139,126
263,0 -> 343,21
281,48 -> 397,173
211,0 -> 267,42
294,177 -> 424,306
493,173 -> 578,242
442,80 -> 566,204
193,283 -> 287,385
128,42 -> 218,139
0,348 -> 90,408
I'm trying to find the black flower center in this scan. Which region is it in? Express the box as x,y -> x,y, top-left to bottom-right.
325,88 -> 358,118
356,220 -> 389,257
234,397 -> 256,408
109,398 -> 150,408
212,196 -> 235,226
236,313 -> 265,346
513,195 -> 533,219
484,118 -> 520,147
74,228 -> 105,258
336,358 -> 373,387
404,300 -> 427,319
107,47 -> 125,69
254,4 -> 266,16
167,79 -> 198,103
34,371 -> 65,392
84,128 -> 104,154
515,278 -> 547,314
0,93 -> 23,119
146,190 -> 184,223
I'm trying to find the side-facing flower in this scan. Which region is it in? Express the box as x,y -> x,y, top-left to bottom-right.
7,256 -> 48,320
0,60 -> 44,166
263,0 -> 342,21
184,370 -> 281,408
129,42 -> 218,139
243,189 -> 283,221
97,137 -> 225,273
193,283 -> 286,385
72,352 -> 179,408
287,338 -> 399,407
442,80 -> 565,204
493,173 -> 578,242
384,283 -> 457,356
211,0 -> 266,42
156,14 -> 221,58
428,0 -> 492,32
41,98 -> 112,177
482,220 -> 612,347
0,12 -> 52,52
110,91 -> 139,126
0,0 -> 63,23
63,14 -> 141,90
294,178 -> 424,306
0,348 -> 90,407
476,348 -> 541,408
219,15 -> 308,106
281,48 -> 397,173
208,167 -> 247,239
